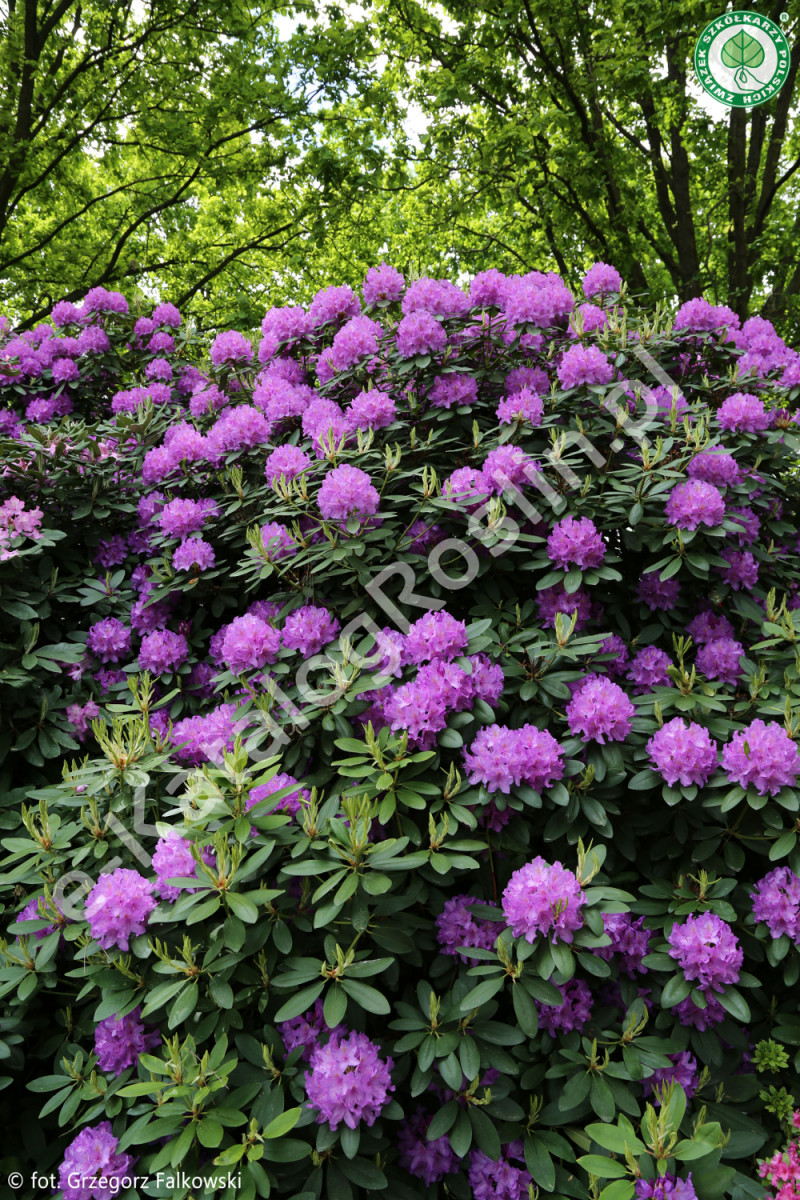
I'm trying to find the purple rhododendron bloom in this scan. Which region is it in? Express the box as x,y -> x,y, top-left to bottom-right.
398,1108 -> 460,1185
638,573 -> 681,611
221,614 -> 281,673
318,464 -> 379,524
598,912 -> 651,976
717,392 -> 771,432
537,978 -> 593,1035
435,894 -> 500,961
668,912 -> 742,993
647,718 -> 718,787
566,676 -> 634,743
696,637 -> 744,685
305,1030 -> 394,1130
665,480 -> 725,530
282,604 -> 340,656
582,261 -> 622,299
627,646 -> 672,692
502,857 -> 585,943
463,724 -> 564,794
138,629 -> 189,675
635,1173 -> 698,1199
173,537 -> 215,571
395,310 -> 447,357
152,831 -> 203,900
405,610 -> 468,663
94,1007 -> 159,1075
468,1139 -> 532,1200
751,867 -> 800,941
557,343 -> 613,389
278,999 -> 344,1062
86,618 -> 131,664
722,719 -> 800,795
547,515 -> 605,569
85,868 -> 156,950
58,1122 -> 135,1200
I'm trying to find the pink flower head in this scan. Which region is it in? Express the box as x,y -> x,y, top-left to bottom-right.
547,516 -> 605,570
363,262 -> 405,306
463,724 -> 564,794
265,444 -> 312,485
566,676 -> 634,743
395,310 -> 447,358
94,1007 -> 159,1075
751,867 -> 800,941
85,868 -> 156,950
722,719 -> 800,796
221,614 -> 281,674
557,343 -> 613,389
665,480 -> 725,530
435,894 -> 500,961
282,604 -> 340,657
209,329 -> 252,366
318,464 -> 379,524
305,1030 -> 394,1130
86,618 -> 131,664
502,857 -> 585,944
58,1122 -> 135,1200
647,718 -> 718,787
696,637 -> 744,686
717,392 -> 771,432
667,912 -> 742,993
152,831 -> 204,900
582,262 -> 622,299
405,611 -> 468,664
497,385 -> 544,426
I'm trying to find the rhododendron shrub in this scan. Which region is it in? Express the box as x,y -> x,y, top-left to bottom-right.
2,271 -> 800,1199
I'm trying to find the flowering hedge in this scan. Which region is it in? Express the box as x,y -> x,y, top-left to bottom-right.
2,265 -> 800,1200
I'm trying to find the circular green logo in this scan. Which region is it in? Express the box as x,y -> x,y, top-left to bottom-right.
694,10 -> 790,107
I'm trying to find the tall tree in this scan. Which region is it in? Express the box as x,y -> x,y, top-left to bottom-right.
0,0 -> 393,327
372,0 -> 800,328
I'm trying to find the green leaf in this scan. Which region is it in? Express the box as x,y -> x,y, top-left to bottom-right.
226,892 -> 259,923
263,1107 -> 301,1138
168,981 -> 198,1029
599,1182 -> 636,1200
459,977 -> 504,1011
324,983 -> 348,1027
512,983 -> 539,1037
524,1137 -> 556,1191
577,1154 -> 628,1178
274,981 -> 325,1022
341,978 -> 390,1014
469,1105 -> 501,1158
717,986 -> 750,1023
197,1118 -> 224,1148
720,30 -> 765,70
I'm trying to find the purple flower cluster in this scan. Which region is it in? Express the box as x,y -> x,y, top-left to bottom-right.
152,831 -> 203,900
667,912 -> 742,993
86,617 -> 131,663
305,1029 -> 394,1130
557,343 -> 613,389
138,629 -> 189,676
278,999 -> 344,1062
547,515 -> 605,570
635,1173 -> 698,1199
58,1122 -> 135,1200
751,867 -> 800,941
282,604 -> 340,656
463,724 -> 564,794
696,637 -> 744,686
687,449 -> 741,487
582,261 -> 622,299
468,1140 -> 532,1200
566,676 -> 634,743
502,857 -> 585,943
220,613 -> 281,674
395,310 -> 447,358
627,646 -> 672,692
435,894 -> 499,961
642,1051 -> 699,1104
363,262 -> 405,306
717,548 -> 759,591
85,868 -> 156,950
638,573 -> 680,611
318,464 -> 380,524
172,537 -> 215,571
647,718 -> 718,787
398,1109 -> 460,1185
405,610 -> 468,663
665,480 -> 725,530
598,912 -> 652,976
346,388 -> 396,430
94,1007 -> 159,1075
722,719 -> 800,795
246,772 -> 310,827
496,385 -> 544,425
537,978 -> 593,1035
382,656 -> 502,747
717,392 -> 771,432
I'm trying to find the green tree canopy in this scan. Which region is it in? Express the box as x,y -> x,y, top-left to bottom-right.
369,0 -> 800,328
0,0 -> 395,328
